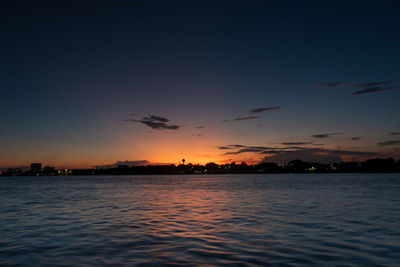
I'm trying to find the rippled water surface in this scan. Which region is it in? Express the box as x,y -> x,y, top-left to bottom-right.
1,174 -> 400,266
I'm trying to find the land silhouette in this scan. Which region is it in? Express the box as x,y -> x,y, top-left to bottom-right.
2,158 -> 399,176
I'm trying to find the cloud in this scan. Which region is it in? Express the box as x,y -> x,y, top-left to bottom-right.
311,133 -> 343,138
140,121 -> 179,130
144,115 -> 169,122
352,86 -> 394,96
350,137 -> 362,140
249,106 -> 281,113
390,132 -> 400,136
265,150 -> 341,164
254,146 -> 276,151
225,147 -> 275,154
233,116 -> 259,121
221,145 -> 291,154
229,144 -> 247,148
195,126 -> 205,129
378,140 -> 400,146
219,144 -> 378,163
123,115 -> 179,130
217,146 -> 233,150
281,142 -> 313,145
217,145 -> 248,150
222,145 -> 275,154
275,146 -> 308,150
326,149 -> 377,156
224,148 -> 257,154
353,80 -> 393,88
317,81 -> 343,88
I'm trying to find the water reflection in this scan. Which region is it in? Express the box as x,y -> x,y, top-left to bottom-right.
1,174 -> 399,266
118,177 -> 235,264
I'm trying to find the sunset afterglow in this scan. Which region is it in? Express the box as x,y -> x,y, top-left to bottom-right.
1,1 -> 399,169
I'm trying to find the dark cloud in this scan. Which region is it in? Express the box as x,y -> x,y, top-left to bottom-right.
228,144 -> 247,148
296,147 -> 377,156
378,140 -> 400,146
123,115 -> 179,130
220,144 -> 377,161
281,142 -> 313,145
327,149 -> 377,156
265,150 -> 341,164
224,148 -> 262,154
279,146 -> 313,150
221,145 -> 292,155
249,106 -> 281,113
249,146 -> 272,150
259,150 -> 288,154
317,81 -> 343,88
350,137 -> 362,140
195,126 -> 205,129
217,146 -> 233,150
224,151 -> 239,155
233,116 -> 259,121
139,120 -> 179,130
311,133 -> 343,138
390,132 -> 400,136
144,115 -> 169,122
352,86 -> 394,96
223,146 -> 275,154
217,145 -> 248,150
353,80 -> 393,88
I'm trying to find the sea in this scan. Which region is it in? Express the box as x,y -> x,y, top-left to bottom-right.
1,173 -> 399,266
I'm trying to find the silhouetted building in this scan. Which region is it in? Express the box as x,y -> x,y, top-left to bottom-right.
1,157 -> 398,177
30,163 -> 42,173
7,168 -> 21,176
43,166 -> 56,175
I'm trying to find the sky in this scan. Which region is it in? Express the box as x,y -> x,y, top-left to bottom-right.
1,0 -> 400,168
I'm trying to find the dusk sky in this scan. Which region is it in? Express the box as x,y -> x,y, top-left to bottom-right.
1,1 -> 399,168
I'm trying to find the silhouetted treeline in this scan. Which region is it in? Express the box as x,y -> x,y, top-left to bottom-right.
1,158 -> 400,176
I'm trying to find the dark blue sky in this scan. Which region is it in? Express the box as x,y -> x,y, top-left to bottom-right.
1,1 -> 399,167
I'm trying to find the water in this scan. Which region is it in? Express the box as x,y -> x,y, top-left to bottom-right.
1,174 -> 399,266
